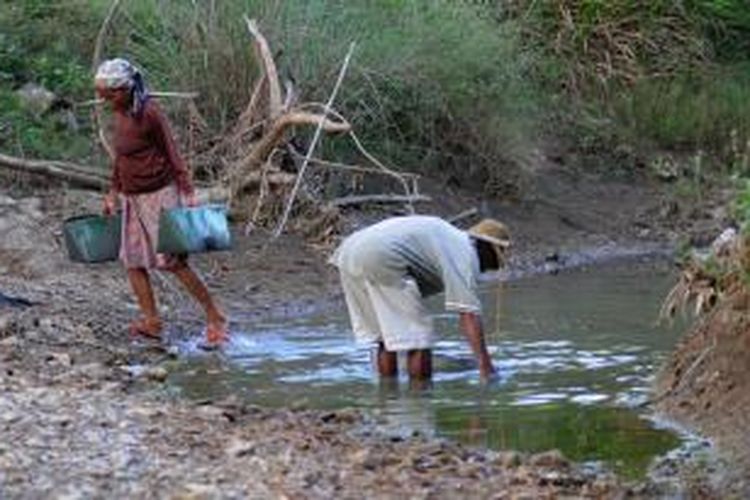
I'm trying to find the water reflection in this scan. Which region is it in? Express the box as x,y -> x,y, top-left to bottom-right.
169,261 -> 685,478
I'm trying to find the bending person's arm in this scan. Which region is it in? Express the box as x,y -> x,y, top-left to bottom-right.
459,311 -> 496,379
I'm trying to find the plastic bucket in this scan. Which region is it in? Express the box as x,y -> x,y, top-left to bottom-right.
63,213 -> 122,263
157,204 -> 231,255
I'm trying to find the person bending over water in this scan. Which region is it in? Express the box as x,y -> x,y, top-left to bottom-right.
329,215 -> 510,383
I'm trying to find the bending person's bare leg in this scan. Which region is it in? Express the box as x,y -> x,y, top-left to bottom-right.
377,342 -> 398,377
407,349 -> 432,380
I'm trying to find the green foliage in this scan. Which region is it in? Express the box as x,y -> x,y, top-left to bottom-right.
605,69 -> 750,150
0,1 -> 99,160
3,0 -> 750,192
0,1 -> 96,96
0,90 -> 91,160
92,0 -> 546,189
733,178 -> 750,233
690,0 -> 750,61
514,0 -> 750,166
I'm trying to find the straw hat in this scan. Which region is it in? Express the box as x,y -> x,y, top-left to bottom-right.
467,218 -> 511,263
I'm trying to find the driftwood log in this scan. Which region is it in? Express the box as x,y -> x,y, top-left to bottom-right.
0,153 -> 108,190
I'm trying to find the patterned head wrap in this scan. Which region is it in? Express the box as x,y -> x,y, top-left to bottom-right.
95,58 -> 149,116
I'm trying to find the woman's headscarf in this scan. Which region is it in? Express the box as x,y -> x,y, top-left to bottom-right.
95,58 -> 149,116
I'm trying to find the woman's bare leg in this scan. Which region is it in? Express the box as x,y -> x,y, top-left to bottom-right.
127,268 -> 162,336
127,268 -> 158,320
170,263 -> 225,325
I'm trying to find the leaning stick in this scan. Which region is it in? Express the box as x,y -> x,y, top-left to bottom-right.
448,207 -> 479,225
272,42 -> 357,239
76,91 -> 200,107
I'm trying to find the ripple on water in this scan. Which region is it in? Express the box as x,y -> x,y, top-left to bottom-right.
168,263 -> 686,479
511,392 -> 570,406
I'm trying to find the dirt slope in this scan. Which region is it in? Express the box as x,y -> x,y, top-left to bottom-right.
655,293 -> 750,495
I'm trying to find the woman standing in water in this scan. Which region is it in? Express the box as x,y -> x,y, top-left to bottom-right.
95,58 -> 227,345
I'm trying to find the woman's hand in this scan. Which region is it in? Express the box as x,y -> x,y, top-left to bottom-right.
103,191 -> 117,215
182,191 -> 198,207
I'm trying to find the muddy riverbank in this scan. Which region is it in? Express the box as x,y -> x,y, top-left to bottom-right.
0,178 -> 732,497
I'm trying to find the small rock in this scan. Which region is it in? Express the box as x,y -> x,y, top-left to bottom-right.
0,313 -> 14,334
143,366 -> 168,382
56,108 -> 79,132
16,83 -> 56,115
225,437 -> 255,458
529,449 -> 569,469
493,451 -> 522,468
72,362 -> 110,380
46,352 -> 73,366
172,483 -> 221,500
23,330 -> 41,342
0,335 -> 19,347
0,195 -> 16,206
350,449 -> 370,465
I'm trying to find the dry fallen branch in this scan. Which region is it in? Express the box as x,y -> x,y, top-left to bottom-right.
290,152 -> 420,179
231,112 -> 350,186
330,193 -> 431,207
0,153 -> 109,190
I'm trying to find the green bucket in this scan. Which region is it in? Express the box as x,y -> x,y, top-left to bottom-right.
63,213 -> 122,263
157,204 -> 231,255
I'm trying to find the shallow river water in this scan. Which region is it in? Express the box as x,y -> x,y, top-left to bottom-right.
169,260 -> 687,478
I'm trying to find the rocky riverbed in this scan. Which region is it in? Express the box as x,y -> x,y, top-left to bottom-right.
0,182 -> 733,498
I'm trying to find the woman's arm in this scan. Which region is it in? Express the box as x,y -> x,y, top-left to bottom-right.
103,158 -> 121,215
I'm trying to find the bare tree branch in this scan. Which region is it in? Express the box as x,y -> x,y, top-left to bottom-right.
231,111 -> 350,186
244,16 -> 283,121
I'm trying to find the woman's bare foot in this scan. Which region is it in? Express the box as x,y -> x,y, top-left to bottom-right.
128,316 -> 163,339
204,313 -> 228,346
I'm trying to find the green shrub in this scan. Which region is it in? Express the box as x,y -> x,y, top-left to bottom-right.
4,0 -> 750,193
608,67 -> 750,152
0,90 -> 91,160
733,178 -> 750,233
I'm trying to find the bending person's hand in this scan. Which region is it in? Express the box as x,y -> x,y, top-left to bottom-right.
458,311 -> 497,380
